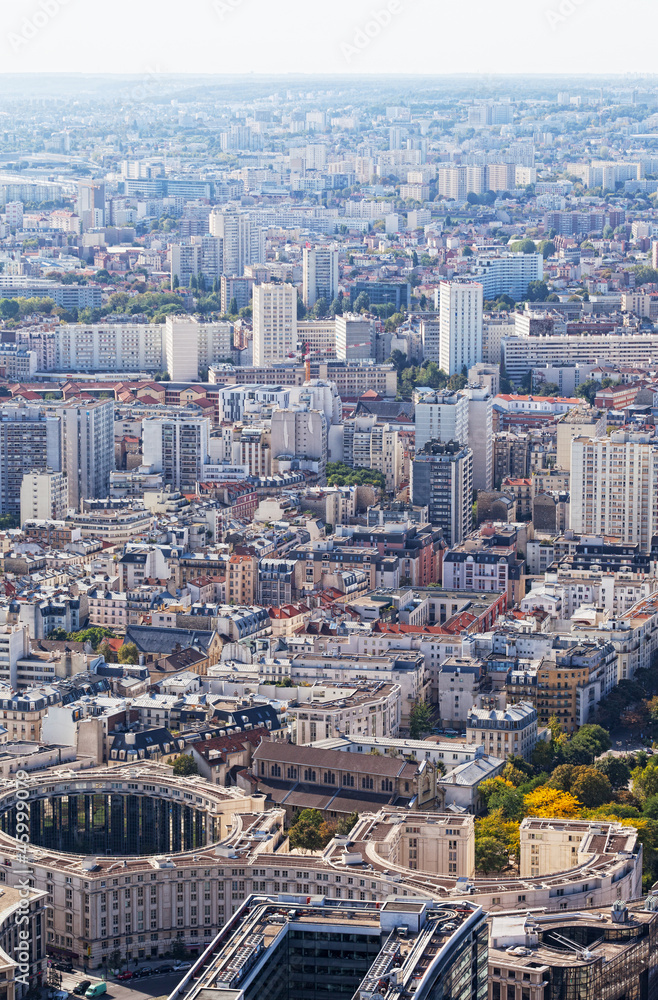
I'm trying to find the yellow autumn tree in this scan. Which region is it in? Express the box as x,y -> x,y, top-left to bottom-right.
523,786 -> 582,818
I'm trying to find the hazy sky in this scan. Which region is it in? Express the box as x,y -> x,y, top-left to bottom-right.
1,0 -> 655,78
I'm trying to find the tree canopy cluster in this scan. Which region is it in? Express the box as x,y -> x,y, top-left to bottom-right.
326,462 -> 386,489
288,809 -> 359,852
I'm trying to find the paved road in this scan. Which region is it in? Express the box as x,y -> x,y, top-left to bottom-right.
56,968 -> 185,1000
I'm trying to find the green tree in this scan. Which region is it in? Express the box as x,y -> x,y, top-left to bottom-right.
409,701 -> 433,739
526,280 -> 549,302
575,379 -> 601,406
171,754 -> 198,776
564,725 -> 611,765
510,238 -> 537,254
336,812 -> 359,835
594,755 -> 631,789
107,949 -> 122,973
531,739 -> 555,772
228,297 -> 238,315
0,299 -> 19,319
288,808 -> 328,851
65,626 -> 116,649
170,941 -> 190,961
643,795 -> 658,819
118,642 -> 139,664
98,640 -> 117,664
570,768 -> 613,808
354,291 -> 370,312
547,763 -> 576,791
475,836 -> 509,874
632,760 -> 658,803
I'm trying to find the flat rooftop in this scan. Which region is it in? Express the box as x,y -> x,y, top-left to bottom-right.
168,895 -> 483,1000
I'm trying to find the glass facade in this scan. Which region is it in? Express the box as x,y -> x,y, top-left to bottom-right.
1,793 -> 213,855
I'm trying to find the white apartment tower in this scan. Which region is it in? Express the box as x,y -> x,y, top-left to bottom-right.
439,281 -> 483,376
20,470 -> 68,524
303,247 -> 339,309
5,202 -> 23,230
414,391 -> 468,453
53,399 -> 114,510
570,432 -> 658,551
164,316 -> 200,381
170,243 -> 202,290
209,209 -> 264,277
253,283 -> 298,366
164,316 -> 234,380
465,385 -> 493,491
143,416 -> 211,493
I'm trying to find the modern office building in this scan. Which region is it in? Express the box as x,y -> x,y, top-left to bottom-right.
489,899 -> 658,1000
350,280 -> 411,311
303,246 -> 339,308
411,441 -> 473,546
439,281 -> 483,375
0,763 -> 643,969
169,895 -> 489,1000
335,313 -> 374,361
253,283 -> 298,366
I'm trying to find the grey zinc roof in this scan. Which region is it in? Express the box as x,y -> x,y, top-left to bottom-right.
125,625 -> 217,654
254,740 -> 419,778
439,755 -> 503,787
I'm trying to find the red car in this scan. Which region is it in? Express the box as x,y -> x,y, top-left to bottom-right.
116,972 -> 133,981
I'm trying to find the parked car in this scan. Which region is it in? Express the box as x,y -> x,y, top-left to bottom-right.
173,963 -> 192,972
155,966 -> 174,975
51,963 -> 74,973
73,982 -> 91,996
116,972 -> 133,981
